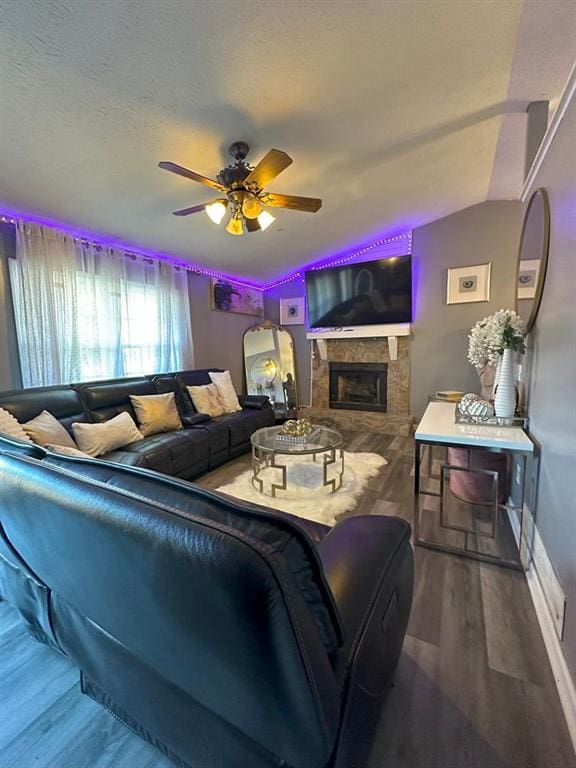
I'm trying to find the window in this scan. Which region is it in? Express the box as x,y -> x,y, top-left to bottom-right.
9,222 -> 194,387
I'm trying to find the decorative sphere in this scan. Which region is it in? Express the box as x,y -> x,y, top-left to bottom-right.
282,419 -> 298,436
458,393 -> 481,416
281,418 -> 312,437
467,399 -> 495,421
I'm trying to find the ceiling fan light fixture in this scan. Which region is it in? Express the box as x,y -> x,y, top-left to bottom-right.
159,143 -> 321,236
205,200 -> 228,224
226,214 -> 244,236
241,193 -> 263,220
257,211 -> 276,231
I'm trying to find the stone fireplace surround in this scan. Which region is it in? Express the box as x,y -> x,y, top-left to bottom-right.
304,337 -> 413,436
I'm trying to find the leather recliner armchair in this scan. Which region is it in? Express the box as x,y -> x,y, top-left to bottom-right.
0,450 -> 414,768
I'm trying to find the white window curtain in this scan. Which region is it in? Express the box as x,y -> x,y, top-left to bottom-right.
9,221 -> 194,387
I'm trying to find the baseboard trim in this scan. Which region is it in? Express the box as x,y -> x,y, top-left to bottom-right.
507,509 -> 576,754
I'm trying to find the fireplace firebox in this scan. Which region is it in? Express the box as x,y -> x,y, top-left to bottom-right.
328,362 -> 388,412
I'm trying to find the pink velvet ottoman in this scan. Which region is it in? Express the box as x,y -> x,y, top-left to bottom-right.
447,447 -> 509,505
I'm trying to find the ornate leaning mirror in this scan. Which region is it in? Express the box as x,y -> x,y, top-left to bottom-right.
516,187 -> 550,333
243,320 -> 298,419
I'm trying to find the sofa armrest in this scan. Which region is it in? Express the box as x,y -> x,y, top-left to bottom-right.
318,515 -> 413,691
0,434 -> 46,459
238,395 -> 271,410
181,413 -> 212,427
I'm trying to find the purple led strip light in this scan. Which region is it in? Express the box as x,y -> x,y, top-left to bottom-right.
0,206 -> 412,292
263,231 -> 412,290
0,208 -> 263,290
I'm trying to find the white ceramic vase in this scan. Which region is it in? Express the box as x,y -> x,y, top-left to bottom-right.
494,348 -> 516,419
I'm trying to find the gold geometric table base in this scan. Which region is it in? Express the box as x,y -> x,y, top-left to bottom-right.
251,444 -> 344,498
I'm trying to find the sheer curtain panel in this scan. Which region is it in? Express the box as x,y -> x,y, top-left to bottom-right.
10,221 -> 194,387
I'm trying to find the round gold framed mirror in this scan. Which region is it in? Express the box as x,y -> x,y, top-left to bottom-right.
516,188 -> 550,333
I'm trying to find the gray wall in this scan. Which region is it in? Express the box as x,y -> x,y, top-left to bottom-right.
523,95 -> 576,681
263,202 -> 522,416
0,223 -> 22,391
264,280 -> 311,406
187,273 -> 260,393
411,201 -> 521,416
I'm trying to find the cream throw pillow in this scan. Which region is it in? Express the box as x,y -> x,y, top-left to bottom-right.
0,407 -> 33,443
129,393 -> 182,436
187,384 -> 227,417
209,370 -> 242,413
72,412 -> 144,457
45,443 -> 93,459
23,410 -> 77,448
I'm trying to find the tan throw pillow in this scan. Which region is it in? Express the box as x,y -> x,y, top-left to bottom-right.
209,370 -> 242,414
72,412 -> 144,457
187,384 -> 227,418
23,410 -> 77,448
45,443 -> 93,459
129,393 -> 182,437
0,407 -> 33,443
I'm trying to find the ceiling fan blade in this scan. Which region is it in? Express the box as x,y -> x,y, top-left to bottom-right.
158,161 -> 227,192
261,192 -> 322,213
172,202 -> 213,216
245,217 -> 262,233
243,149 -> 293,190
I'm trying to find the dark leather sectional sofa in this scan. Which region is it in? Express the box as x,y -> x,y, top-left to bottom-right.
0,368 -> 275,477
0,369 -> 414,768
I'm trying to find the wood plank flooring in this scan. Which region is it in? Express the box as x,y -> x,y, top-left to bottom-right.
1,431 -> 574,768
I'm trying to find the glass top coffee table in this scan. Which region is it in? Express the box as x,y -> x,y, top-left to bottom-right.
251,425 -> 344,497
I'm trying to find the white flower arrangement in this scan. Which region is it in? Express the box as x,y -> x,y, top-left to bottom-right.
468,309 -> 526,369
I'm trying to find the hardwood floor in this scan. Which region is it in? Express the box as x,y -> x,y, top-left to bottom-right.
1,432 -> 574,768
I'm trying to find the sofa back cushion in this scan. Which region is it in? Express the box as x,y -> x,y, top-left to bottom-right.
0,385 -> 86,434
76,378 -> 156,423
0,453 -> 339,767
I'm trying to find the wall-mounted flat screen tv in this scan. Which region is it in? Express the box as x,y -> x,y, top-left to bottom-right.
305,254 -> 412,328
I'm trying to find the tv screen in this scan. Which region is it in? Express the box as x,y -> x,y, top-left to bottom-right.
305,255 -> 412,328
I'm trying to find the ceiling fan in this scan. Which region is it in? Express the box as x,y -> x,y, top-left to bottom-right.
158,141 -> 322,236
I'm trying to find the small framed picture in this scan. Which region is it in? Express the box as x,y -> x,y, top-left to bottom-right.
446,263 -> 491,305
280,297 -> 305,325
517,259 -> 540,300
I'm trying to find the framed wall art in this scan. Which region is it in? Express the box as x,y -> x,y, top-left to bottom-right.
279,297 -> 305,325
210,279 -> 264,317
446,263 -> 491,305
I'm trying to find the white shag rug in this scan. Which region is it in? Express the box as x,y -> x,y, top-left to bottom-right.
217,451 -> 387,526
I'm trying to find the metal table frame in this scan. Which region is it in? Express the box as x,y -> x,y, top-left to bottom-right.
251,427 -> 344,498
414,404 -> 536,572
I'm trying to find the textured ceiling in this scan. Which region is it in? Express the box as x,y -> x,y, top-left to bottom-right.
0,0 -> 573,281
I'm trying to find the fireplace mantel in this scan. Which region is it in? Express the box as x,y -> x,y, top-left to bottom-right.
306,324 -> 409,360
306,323 -> 410,340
